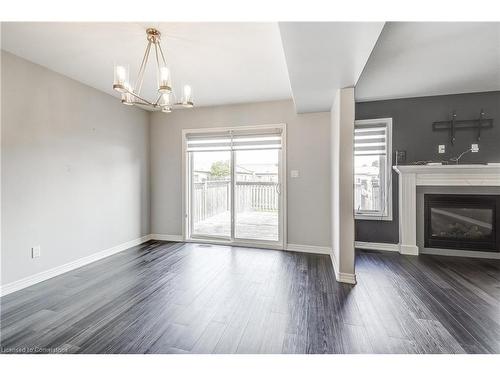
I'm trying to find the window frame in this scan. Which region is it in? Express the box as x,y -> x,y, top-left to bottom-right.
354,118 -> 393,221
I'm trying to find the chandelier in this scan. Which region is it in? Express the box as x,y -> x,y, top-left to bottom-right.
112,28 -> 194,112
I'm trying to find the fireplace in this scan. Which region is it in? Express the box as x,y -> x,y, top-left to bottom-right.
424,194 -> 500,252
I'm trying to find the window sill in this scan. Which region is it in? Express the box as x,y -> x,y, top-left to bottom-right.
355,214 -> 393,221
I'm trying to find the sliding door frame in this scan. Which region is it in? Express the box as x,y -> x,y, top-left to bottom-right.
181,123 -> 287,250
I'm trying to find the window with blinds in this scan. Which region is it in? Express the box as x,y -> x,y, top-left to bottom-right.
354,123 -> 387,156
354,119 -> 392,220
186,128 -> 283,152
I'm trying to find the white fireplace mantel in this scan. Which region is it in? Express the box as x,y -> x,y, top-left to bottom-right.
392,164 -> 500,255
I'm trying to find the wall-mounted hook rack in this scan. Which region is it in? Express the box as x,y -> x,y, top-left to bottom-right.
432,109 -> 494,145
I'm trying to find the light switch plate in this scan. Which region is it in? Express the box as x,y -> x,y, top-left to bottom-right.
438,145 -> 446,154
32,246 -> 41,258
290,170 -> 299,178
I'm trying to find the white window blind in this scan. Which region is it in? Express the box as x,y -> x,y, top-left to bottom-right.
186,129 -> 282,152
354,123 -> 387,156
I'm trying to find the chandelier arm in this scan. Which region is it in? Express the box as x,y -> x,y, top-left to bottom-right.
135,40 -> 152,95
157,41 -> 168,66
154,93 -> 162,106
124,87 -> 155,106
153,42 -> 163,87
127,101 -> 152,106
171,102 -> 192,109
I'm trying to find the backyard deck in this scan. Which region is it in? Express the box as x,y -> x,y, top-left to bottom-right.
193,210 -> 278,241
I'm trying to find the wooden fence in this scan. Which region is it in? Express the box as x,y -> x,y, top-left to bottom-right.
193,180 -> 279,223
235,181 -> 279,212
193,181 -> 230,223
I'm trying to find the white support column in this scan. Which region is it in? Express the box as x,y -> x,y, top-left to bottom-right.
330,87 -> 356,283
398,173 -> 419,255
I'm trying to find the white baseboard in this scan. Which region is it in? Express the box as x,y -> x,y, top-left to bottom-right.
337,272 -> 357,284
329,251 -> 357,285
420,247 -> 500,259
0,234 -> 152,297
355,241 -> 500,259
399,244 -> 419,256
355,241 -> 399,252
152,236 -> 330,254
330,252 -> 340,280
285,243 -> 331,255
150,234 -> 184,242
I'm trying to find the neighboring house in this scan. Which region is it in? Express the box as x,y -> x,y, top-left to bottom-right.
194,163 -> 279,182
355,164 -> 381,212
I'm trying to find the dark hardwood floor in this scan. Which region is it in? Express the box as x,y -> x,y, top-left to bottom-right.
1,240 -> 499,354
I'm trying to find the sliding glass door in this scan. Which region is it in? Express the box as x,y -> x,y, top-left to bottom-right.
185,126 -> 284,248
191,150 -> 232,239
234,149 -> 280,242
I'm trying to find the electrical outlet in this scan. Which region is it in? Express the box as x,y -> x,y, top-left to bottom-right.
290,170 -> 299,178
471,144 -> 479,152
438,145 -> 446,154
32,246 -> 41,258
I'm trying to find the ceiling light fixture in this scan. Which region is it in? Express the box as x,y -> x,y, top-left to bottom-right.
113,28 -> 194,112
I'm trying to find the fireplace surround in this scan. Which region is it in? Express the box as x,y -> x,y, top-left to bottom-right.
424,194 -> 500,252
393,164 -> 500,258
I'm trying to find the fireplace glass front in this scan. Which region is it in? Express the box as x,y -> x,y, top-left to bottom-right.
424,194 -> 499,252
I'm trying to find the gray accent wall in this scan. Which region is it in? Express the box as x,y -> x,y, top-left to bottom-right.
150,100 -> 332,247
355,91 -> 500,244
1,51 -> 150,285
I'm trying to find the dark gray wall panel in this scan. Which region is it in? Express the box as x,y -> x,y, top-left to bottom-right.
355,91 -> 500,244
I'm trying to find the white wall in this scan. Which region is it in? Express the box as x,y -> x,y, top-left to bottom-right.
1,52 -> 340,288
330,87 -> 356,283
1,51 -> 150,285
150,100 -> 332,248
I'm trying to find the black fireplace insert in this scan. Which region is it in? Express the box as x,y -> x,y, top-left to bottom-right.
424,194 -> 500,252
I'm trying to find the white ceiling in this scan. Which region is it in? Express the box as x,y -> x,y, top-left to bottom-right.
279,22 -> 385,113
2,22 -> 498,111
1,22 -> 292,107
356,22 -> 500,102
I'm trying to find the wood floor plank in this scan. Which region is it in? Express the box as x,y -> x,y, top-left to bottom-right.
191,321 -> 227,354
1,241 -> 499,354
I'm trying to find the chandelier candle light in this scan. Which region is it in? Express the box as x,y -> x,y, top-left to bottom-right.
113,28 -> 194,112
